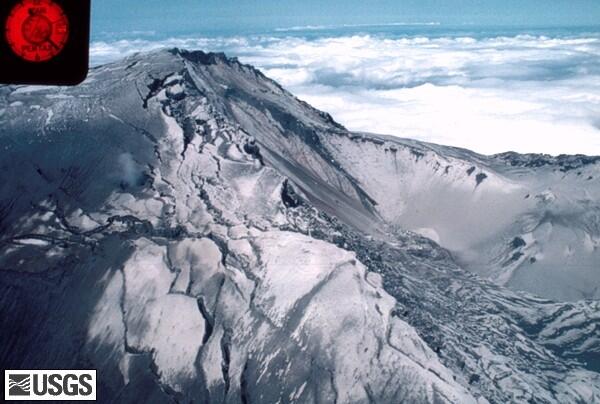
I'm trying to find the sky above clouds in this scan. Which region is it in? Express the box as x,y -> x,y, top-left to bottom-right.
90,1 -> 600,156
92,0 -> 600,35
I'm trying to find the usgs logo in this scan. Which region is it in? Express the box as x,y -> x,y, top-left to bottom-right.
4,370 -> 96,401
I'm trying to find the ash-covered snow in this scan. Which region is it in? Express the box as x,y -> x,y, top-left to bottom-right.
322,132 -> 600,301
0,49 -> 599,403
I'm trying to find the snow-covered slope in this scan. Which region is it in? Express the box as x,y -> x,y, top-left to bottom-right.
319,134 -> 600,301
0,49 -> 598,403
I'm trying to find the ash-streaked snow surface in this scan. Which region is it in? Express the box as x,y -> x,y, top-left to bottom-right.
0,49 -> 599,403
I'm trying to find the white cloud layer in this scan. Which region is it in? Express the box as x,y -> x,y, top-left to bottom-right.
91,34 -> 600,155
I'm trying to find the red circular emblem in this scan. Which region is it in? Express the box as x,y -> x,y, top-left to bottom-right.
5,0 -> 70,62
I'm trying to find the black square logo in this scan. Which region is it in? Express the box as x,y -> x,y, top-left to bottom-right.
8,374 -> 31,396
0,0 -> 91,85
